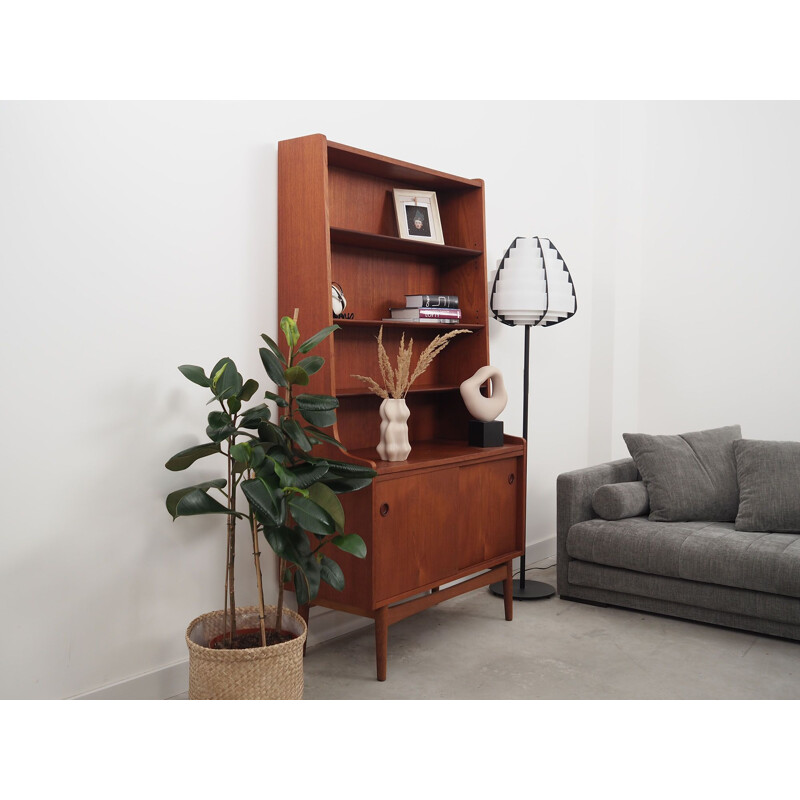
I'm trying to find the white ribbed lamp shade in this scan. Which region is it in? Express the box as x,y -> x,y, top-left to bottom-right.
490,237 -> 576,327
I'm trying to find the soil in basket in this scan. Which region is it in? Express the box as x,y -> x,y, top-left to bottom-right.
210,627 -> 297,650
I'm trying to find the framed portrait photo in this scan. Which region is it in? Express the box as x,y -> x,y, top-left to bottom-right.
392,189 -> 445,245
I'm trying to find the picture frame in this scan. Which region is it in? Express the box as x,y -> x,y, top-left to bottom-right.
392,188 -> 445,245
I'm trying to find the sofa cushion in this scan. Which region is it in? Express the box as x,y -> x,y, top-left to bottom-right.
622,425 -> 741,522
592,482 -> 650,520
734,439 -> 800,533
566,517 -> 800,598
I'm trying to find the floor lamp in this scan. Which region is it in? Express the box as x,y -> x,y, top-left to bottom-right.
488,236 -> 577,599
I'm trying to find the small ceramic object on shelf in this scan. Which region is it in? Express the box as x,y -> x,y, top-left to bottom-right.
460,365 -> 507,448
460,365 -> 508,421
331,282 -> 346,317
377,398 -> 411,461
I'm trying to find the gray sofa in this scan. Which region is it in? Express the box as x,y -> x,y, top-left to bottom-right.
557,456 -> 800,642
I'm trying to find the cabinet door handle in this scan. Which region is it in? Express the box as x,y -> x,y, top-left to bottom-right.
380,503 -> 390,517
508,474 -> 515,485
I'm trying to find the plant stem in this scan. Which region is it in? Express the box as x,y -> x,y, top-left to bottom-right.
250,505 -> 267,647
226,431 -> 237,643
276,557 -> 286,633
223,530 -> 230,642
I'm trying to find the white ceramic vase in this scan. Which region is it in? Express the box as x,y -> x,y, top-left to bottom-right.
377,398 -> 411,461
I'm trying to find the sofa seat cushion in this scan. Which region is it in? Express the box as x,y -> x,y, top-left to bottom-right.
566,517 -> 800,598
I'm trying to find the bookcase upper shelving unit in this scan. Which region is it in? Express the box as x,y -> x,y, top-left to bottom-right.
278,134 -> 525,680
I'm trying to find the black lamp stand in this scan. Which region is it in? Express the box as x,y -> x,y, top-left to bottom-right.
490,324 -> 556,600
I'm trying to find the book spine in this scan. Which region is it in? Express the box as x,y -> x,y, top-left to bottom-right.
417,307 -> 460,318
406,294 -> 459,309
383,317 -> 460,324
391,307 -> 462,319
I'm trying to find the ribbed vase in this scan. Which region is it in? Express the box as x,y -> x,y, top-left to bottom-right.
377,398 -> 411,461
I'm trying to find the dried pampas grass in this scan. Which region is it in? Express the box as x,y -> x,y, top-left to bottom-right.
353,325 -> 471,399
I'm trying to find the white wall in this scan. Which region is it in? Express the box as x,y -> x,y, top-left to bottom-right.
0,102 -> 599,698
5,101 -> 797,699
637,102 -> 800,443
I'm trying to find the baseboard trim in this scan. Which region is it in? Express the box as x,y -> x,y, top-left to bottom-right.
73,658 -> 190,700
523,536 -> 557,569
75,538 -> 556,700
306,606 -> 372,650
74,610 -> 372,700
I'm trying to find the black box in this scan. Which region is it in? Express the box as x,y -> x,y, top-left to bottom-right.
468,419 -> 504,448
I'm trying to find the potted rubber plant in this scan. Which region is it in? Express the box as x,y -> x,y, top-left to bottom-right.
165,315 -> 376,699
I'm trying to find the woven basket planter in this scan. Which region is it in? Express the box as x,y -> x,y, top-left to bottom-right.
185,605 -> 307,700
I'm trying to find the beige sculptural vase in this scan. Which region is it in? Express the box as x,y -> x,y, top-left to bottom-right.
377,398 -> 411,461
459,365 -> 508,421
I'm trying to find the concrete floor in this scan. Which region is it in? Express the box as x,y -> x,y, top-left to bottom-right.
298,565 -> 800,700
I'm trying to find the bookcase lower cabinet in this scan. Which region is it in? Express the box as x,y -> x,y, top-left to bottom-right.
299,439 -> 526,681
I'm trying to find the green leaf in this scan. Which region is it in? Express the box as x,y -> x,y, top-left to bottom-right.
259,347 -> 288,388
296,394 -> 338,412
258,423 -> 288,449
212,361 -> 227,388
308,482 -> 345,532
298,406 -> 337,428
319,459 -> 377,493
178,365 -> 211,388
260,333 -> 286,365
293,568 -> 310,606
298,324 -> 339,354
288,495 -> 336,535
264,527 -> 324,604
254,454 -> 276,477
297,355 -> 324,377
271,460 -> 297,488
227,396 -> 241,415
332,533 -> 367,559
283,366 -> 309,386
170,487 -> 237,519
211,358 -> 243,400
242,476 -> 285,526
239,403 -> 272,429
325,460 -> 378,480
165,443 -> 221,471
306,427 -> 347,451
296,556 -> 321,604
282,417 -> 312,452
249,444 -> 266,470
229,441 -> 252,464
264,390 -> 289,408
264,524 -> 306,561
240,379 -> 259,402
166,479 -> 227,519
206,411 -> 236,443
280,316 -> 300,349
324,477 -> 375,494
319,555 -> 345,592
290,463 -> 330,490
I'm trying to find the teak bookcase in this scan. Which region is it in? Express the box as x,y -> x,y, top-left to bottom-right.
277,134 -> 525,680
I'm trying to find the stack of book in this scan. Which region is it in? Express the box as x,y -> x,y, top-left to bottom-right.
385,294 -> 461,323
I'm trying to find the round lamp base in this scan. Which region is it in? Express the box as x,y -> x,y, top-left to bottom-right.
489,579 -> 555,600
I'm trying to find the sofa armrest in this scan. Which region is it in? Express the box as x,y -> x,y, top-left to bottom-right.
556,458 -> 639,594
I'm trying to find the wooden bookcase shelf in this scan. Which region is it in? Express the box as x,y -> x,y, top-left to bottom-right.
330,227 -> 483,260
278,134 -> 525,680
336,319 -> 485,330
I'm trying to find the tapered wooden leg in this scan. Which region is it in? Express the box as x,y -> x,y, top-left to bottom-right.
299,604 -> 310,656
375,606 -> 388,681
503,561 -> 514,621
